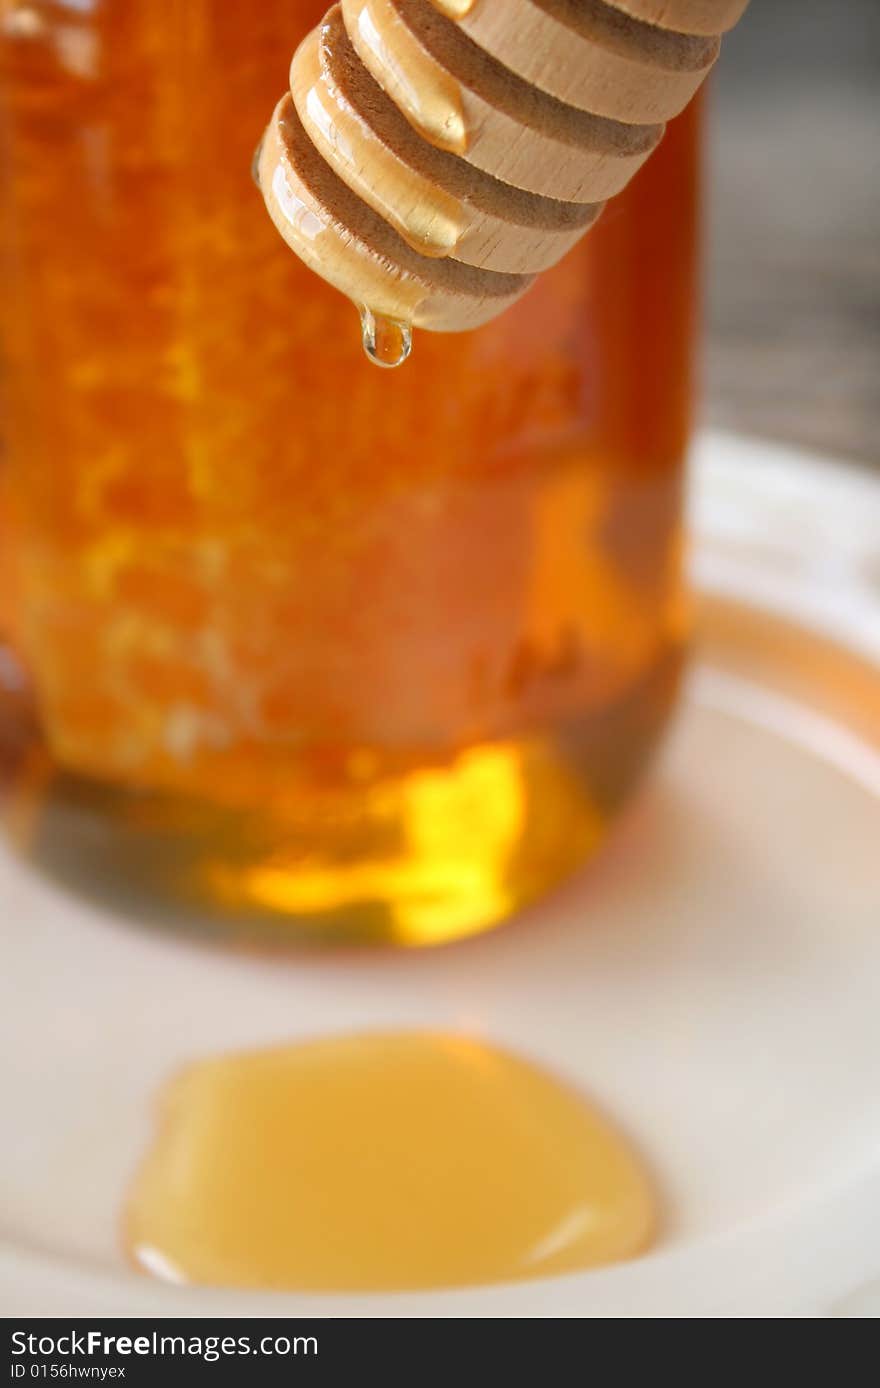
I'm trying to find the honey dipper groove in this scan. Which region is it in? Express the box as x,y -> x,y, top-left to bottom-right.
295,9 -> 604,272
344,0 -> 666,199
258,95 -> 533,331
444,0 -> 719,121
601,0 -> 749,36
256,0 -> 748,347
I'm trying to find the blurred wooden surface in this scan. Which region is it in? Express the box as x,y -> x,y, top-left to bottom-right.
705,0 -> 880,466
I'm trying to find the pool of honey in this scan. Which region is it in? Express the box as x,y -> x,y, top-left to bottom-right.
125,1033 -> 656,1292
0,2 -> 698,941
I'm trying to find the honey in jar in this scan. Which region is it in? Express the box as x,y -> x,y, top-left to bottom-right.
0,1 -> 698,943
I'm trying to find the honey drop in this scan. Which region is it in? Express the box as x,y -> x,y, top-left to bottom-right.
125,1032 -> 657,1293
360,306 -> 413,369
342,0 -> 468,155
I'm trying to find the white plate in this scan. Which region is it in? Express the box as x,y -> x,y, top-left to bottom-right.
1,431 -> 878,1318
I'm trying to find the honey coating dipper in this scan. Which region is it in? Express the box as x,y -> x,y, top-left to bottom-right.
255,0 -> 749,365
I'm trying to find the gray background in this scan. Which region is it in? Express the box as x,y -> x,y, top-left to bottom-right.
706,0 -> 879,465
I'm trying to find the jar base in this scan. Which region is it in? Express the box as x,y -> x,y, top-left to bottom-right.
3,650 -> 682,948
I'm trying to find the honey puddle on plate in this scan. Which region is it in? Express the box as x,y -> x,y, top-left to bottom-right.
125,1032 -> 656,1292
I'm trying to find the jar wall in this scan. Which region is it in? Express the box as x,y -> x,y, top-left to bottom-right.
0,2 -> 700,943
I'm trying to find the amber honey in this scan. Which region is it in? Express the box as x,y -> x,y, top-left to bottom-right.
0,2 -> 698,942
125,1033 -> 656,1292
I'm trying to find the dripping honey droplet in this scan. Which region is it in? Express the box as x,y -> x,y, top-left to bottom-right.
360,306 -> 413,369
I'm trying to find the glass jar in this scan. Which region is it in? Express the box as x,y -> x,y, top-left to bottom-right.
0,0 -> 699,944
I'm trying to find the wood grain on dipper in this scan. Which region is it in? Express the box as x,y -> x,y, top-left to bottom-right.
293,8 -> 605,272
257,0 -> 749,335
446,0 -> 719,122
259,94 -> 533,330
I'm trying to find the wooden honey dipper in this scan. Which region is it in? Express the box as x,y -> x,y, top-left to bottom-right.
255,0 -> 749,365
